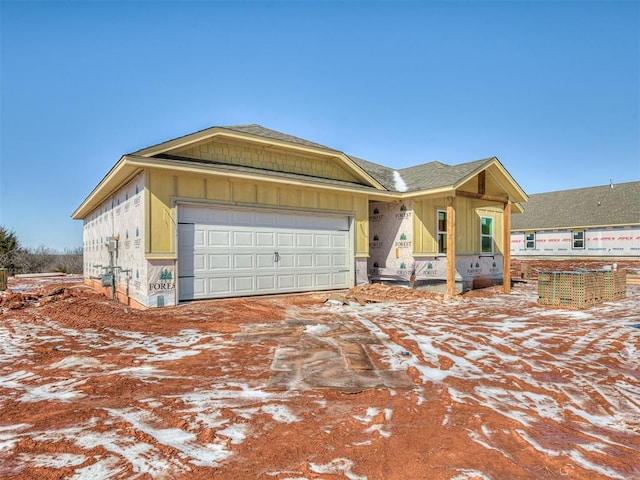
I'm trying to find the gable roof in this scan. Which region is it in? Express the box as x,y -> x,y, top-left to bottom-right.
132,124 -> 339,156
511,181 -> 640,230
72,124 -> 527,219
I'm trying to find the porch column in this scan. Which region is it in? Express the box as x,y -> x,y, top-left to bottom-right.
446,196 -> 456,296
503,201 -> 511,294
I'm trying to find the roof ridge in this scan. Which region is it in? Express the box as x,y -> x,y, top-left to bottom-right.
528,180 -> 640,196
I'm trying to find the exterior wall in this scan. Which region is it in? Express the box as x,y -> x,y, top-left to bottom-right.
370,198 -> 505,289
171,140 -> 361,184
368,200 -> 415,280
511,226 -> 640,257
147,169 -> 370,260
83,172 -> 149,307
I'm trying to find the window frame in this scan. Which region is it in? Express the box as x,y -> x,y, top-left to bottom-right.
480,216 -> 494,255
572,230 -> 585,249
525,231 -> 536,250
436,209 -> 447,255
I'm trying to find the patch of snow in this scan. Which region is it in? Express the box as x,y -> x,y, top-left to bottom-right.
216,424 -> 247,444
392,170 -> 408,192
303,324 -> 331,335
106,408 -> 231,467
261,404 -> 300,423
17,452 -> 87,468
20,378 -> 87,403
451,469 -> 491,480
69,456 -> 124,479
310,457 -> 367,480
48,356 -> 102,370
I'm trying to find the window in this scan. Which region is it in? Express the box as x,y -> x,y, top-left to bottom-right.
481,216 -> 493,254
437,209 -> 447,254
525,232 -> 536,249
572,230 -> 585,249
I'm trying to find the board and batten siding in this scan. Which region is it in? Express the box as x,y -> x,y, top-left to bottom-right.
170,139 -> 362,184
412,197 -> 507,256
147,169 -> 370,259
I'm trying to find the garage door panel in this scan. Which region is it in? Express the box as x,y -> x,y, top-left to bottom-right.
209,254 -> 229,270
298,274 -> 313,288
277,233 -> 294,247
297,254 -> 313,268
233,254 -> 253,269
209,231 -> 229,247
233,276 -> 254,292
315,234 -> 330,248
332,254 -> 348,267
297,234 -> 313,247
256,232 -> 275,247
233,231 -> 254,247
210,277 -> 231,294
278,275 -> 295,289
278,254 -> 295,268
315,273 -> 331,287
256,275 -> 276,291
194,229 -> 206,247
256,254 -> 275,268
178,206 -> 352,300
316,254 -> 330,267
333,271 -> 349,285
332,234 -> 347,248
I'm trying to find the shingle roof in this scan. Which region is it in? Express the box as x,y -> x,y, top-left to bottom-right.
398,158 -> 492,192
135,123 -> 509,194
220,124 -> 339,152
511,182 -> 640,230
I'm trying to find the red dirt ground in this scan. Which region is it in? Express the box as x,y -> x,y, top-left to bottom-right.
1,260 -> 638,479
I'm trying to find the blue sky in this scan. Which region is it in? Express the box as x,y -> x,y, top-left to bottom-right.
1,0 -> 638,250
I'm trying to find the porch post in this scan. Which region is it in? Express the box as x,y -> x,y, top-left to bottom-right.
446,196 -> 456,296
503,201 -> 511,294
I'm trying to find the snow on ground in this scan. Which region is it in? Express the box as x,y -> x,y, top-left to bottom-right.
0,280 -> 638,479
316,283 -> 640,479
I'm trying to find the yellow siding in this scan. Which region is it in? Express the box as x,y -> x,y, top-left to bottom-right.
206,178 -> 231,201
257,185 -> 279,206
456,197 -> 473,253
337,194 -> 352,212
300,189 -> 318,209
232,183 -> 257,204
278,188 -> 300,208
475,206 -> 505,253
170,140 -> 362,184
414,196 -> 490,254
354,196 -> 369,256
318,191 -> 338,210
148,170 -> 175,254
145,169 -> 368,258
177,176 -> 205,199
413,198 -> 438,254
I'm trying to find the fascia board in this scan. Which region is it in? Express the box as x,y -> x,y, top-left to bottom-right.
487,159 -> 528,203
71,157 -> 140,219
124,155 -> 385,197
453,157 -> 528,204
401,187 -> 457,200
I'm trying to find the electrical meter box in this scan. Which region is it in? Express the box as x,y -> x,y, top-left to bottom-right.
101,274 -> 113,287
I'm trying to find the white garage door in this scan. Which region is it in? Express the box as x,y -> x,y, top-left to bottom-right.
178,205 -> 352,301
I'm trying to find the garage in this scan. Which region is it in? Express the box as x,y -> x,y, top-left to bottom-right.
177,204 -> 353,301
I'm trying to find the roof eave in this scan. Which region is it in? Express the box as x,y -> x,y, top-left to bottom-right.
71,156 -> 140,219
